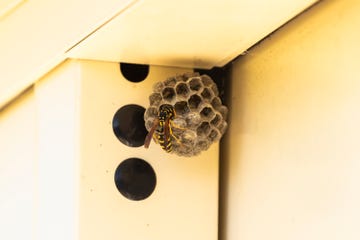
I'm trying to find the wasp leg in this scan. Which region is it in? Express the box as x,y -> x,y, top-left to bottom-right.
171,133 -> 182,145
169,128 -> 182,145
169,121 -> 184,145
171,123 -> 187,130
152,134 -> 159,144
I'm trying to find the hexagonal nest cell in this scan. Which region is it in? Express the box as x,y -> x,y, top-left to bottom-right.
144,72 -> 228,157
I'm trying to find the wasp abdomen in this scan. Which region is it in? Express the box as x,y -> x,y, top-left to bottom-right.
157,133 -> 172,152
145,104 -> 176,153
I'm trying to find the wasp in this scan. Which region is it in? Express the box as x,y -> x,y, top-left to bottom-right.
144,104 -> 177,152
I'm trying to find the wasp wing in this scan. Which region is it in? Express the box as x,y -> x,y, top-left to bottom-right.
144,119 -> 159,148
163,118 -> 171,150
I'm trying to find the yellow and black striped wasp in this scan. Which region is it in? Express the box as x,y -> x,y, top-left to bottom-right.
144,104 -> 177,152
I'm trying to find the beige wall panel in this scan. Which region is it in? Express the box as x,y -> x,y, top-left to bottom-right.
35,60 -> 80,240
0,88 -> 37,239
222,1 -> 360,240
33,59 -> 219,239
77,60 -> 219,240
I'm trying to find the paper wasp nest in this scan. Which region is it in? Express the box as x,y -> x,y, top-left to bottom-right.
144,72 -> 228,157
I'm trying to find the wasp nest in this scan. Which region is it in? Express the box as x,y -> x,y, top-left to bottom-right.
144,72 -> 228,157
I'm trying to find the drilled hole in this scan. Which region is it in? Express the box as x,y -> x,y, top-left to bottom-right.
114,158 -> 156,201
120,63 -> 149,83
112,104 -> 147,147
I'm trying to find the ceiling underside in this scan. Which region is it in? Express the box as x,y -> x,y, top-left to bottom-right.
0,0 -> 318,108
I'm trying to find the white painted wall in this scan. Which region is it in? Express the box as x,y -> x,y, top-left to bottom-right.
222,1 -> 360,239
0,89 -> 37,239
0,60 -> 219,239
75,60 -> 219,240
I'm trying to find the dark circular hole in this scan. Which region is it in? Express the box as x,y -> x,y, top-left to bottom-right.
112,104 -> 147,147
120,63 -> 149,83
114,158 -> 156,201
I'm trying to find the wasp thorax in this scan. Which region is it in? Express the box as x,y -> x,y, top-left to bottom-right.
144,72 -> 228,157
